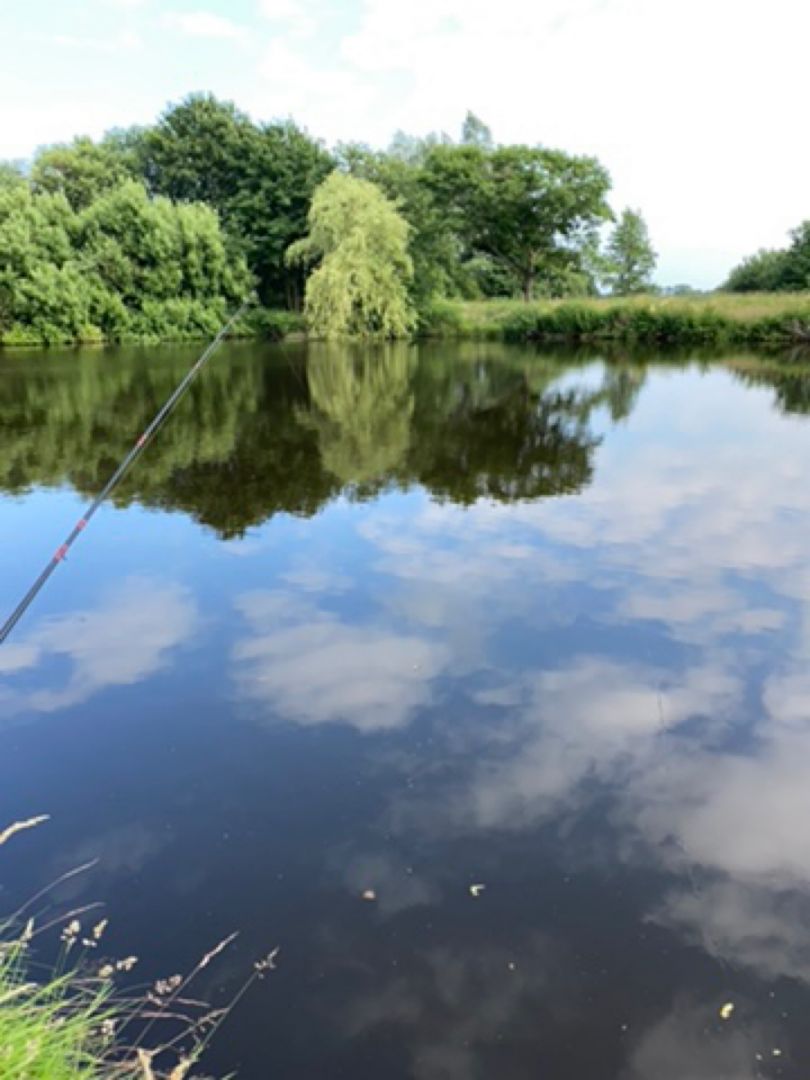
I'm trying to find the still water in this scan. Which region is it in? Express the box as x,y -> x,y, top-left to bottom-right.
2,340 -> 810,1078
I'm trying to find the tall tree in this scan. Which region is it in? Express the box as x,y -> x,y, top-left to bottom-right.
461,111 -> 493,149
424,144 -> 612,300
136,94 -> 333,306
0,162 -> 25,189
338,142 -> 468,303
603,208 -> 657,294
287,172 -> 414,338
30,136 -> 137,210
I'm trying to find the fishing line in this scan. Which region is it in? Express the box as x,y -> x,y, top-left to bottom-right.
0,300 -> 252,646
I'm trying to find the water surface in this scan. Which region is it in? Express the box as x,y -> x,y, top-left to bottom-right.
2,341 -> 810,1078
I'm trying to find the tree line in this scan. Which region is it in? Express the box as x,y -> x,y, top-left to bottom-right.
1,94 -> 663,342
724,222 -> 810,293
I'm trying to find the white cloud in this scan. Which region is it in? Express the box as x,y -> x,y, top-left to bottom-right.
252,40 -> 374,136
232,589 -> 449,731
281,563 -> 351,593
333,0 -> 810,285
0,578 -> 198,716
162,11 -> 247,41
463,658 -> 742,831
50,30 -> 142,53
653,879 -> 810,986
2,0 -> 807,281
257,0 -> 317,37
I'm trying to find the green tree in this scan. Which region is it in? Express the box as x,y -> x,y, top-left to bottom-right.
0,162 -> 25,189
424,144 -> 612,300
31,136 -> 136,210
461,111 -> 493,149
0,184 -> 80,342
287,172 -> 415,338
603,208 -> 657,294
724,248 -> 789,291
0,178 -> 249,345
137,94 -> 333,306
779,221 -> 810,290
339,143 -> 468,303
724,220 -> 810,292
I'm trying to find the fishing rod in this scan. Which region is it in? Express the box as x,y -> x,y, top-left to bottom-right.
0,299 -> 253,647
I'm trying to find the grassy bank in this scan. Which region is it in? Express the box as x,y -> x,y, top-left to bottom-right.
419,294 -> 810,345
7,294 -> 810,350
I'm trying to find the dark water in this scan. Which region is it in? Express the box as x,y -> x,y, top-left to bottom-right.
2,340 -> 810,1079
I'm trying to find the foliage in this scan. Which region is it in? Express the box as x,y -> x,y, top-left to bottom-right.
492,293 -> 810,343
423,295 -> 810,345
0,162 -> 26,190
238,306 -> 305,340
0,179 -> 250,345
340,142 -> 469,304
288,172 -> 415,338
31,137 -> 137,211
0,938 -> 114,1080
724,248 -> 789,292
725,220 -> 810,292
416,297 -> 471,336
603,208 -> 657,294
0,97 -> 679,341
0,814 -> 280,1079
780,221 -> 810,290
461,111 -> 493,149
136,94 -> 333,306
423,143 -> 612,300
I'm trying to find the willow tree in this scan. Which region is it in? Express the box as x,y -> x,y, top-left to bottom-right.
287,172 -> 414,338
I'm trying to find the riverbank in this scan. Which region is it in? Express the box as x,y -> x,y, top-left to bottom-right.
5,294 -> 810,350
419,294 -> 810,345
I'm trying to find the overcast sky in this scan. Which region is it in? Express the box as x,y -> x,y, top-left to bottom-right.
2,0 -> 808,288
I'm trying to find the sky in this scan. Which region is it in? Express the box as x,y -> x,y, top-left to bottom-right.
1,0 -> 808,288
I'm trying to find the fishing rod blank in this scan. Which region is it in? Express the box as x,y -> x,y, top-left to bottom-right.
0,301 -> 251,647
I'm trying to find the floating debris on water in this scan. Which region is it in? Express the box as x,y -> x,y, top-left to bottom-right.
469,883 -> 486,898
361,889 -> 377,902
719,1002 -> 735,1020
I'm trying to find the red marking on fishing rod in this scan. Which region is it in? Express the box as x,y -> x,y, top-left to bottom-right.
0,298 -> 251,647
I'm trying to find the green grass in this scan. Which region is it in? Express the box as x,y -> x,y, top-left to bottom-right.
0,936 -> 117,1080
417,294 -> 810,345
0,814 -> 271,1080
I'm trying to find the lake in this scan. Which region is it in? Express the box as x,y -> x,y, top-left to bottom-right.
2,340 -> 810,1079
